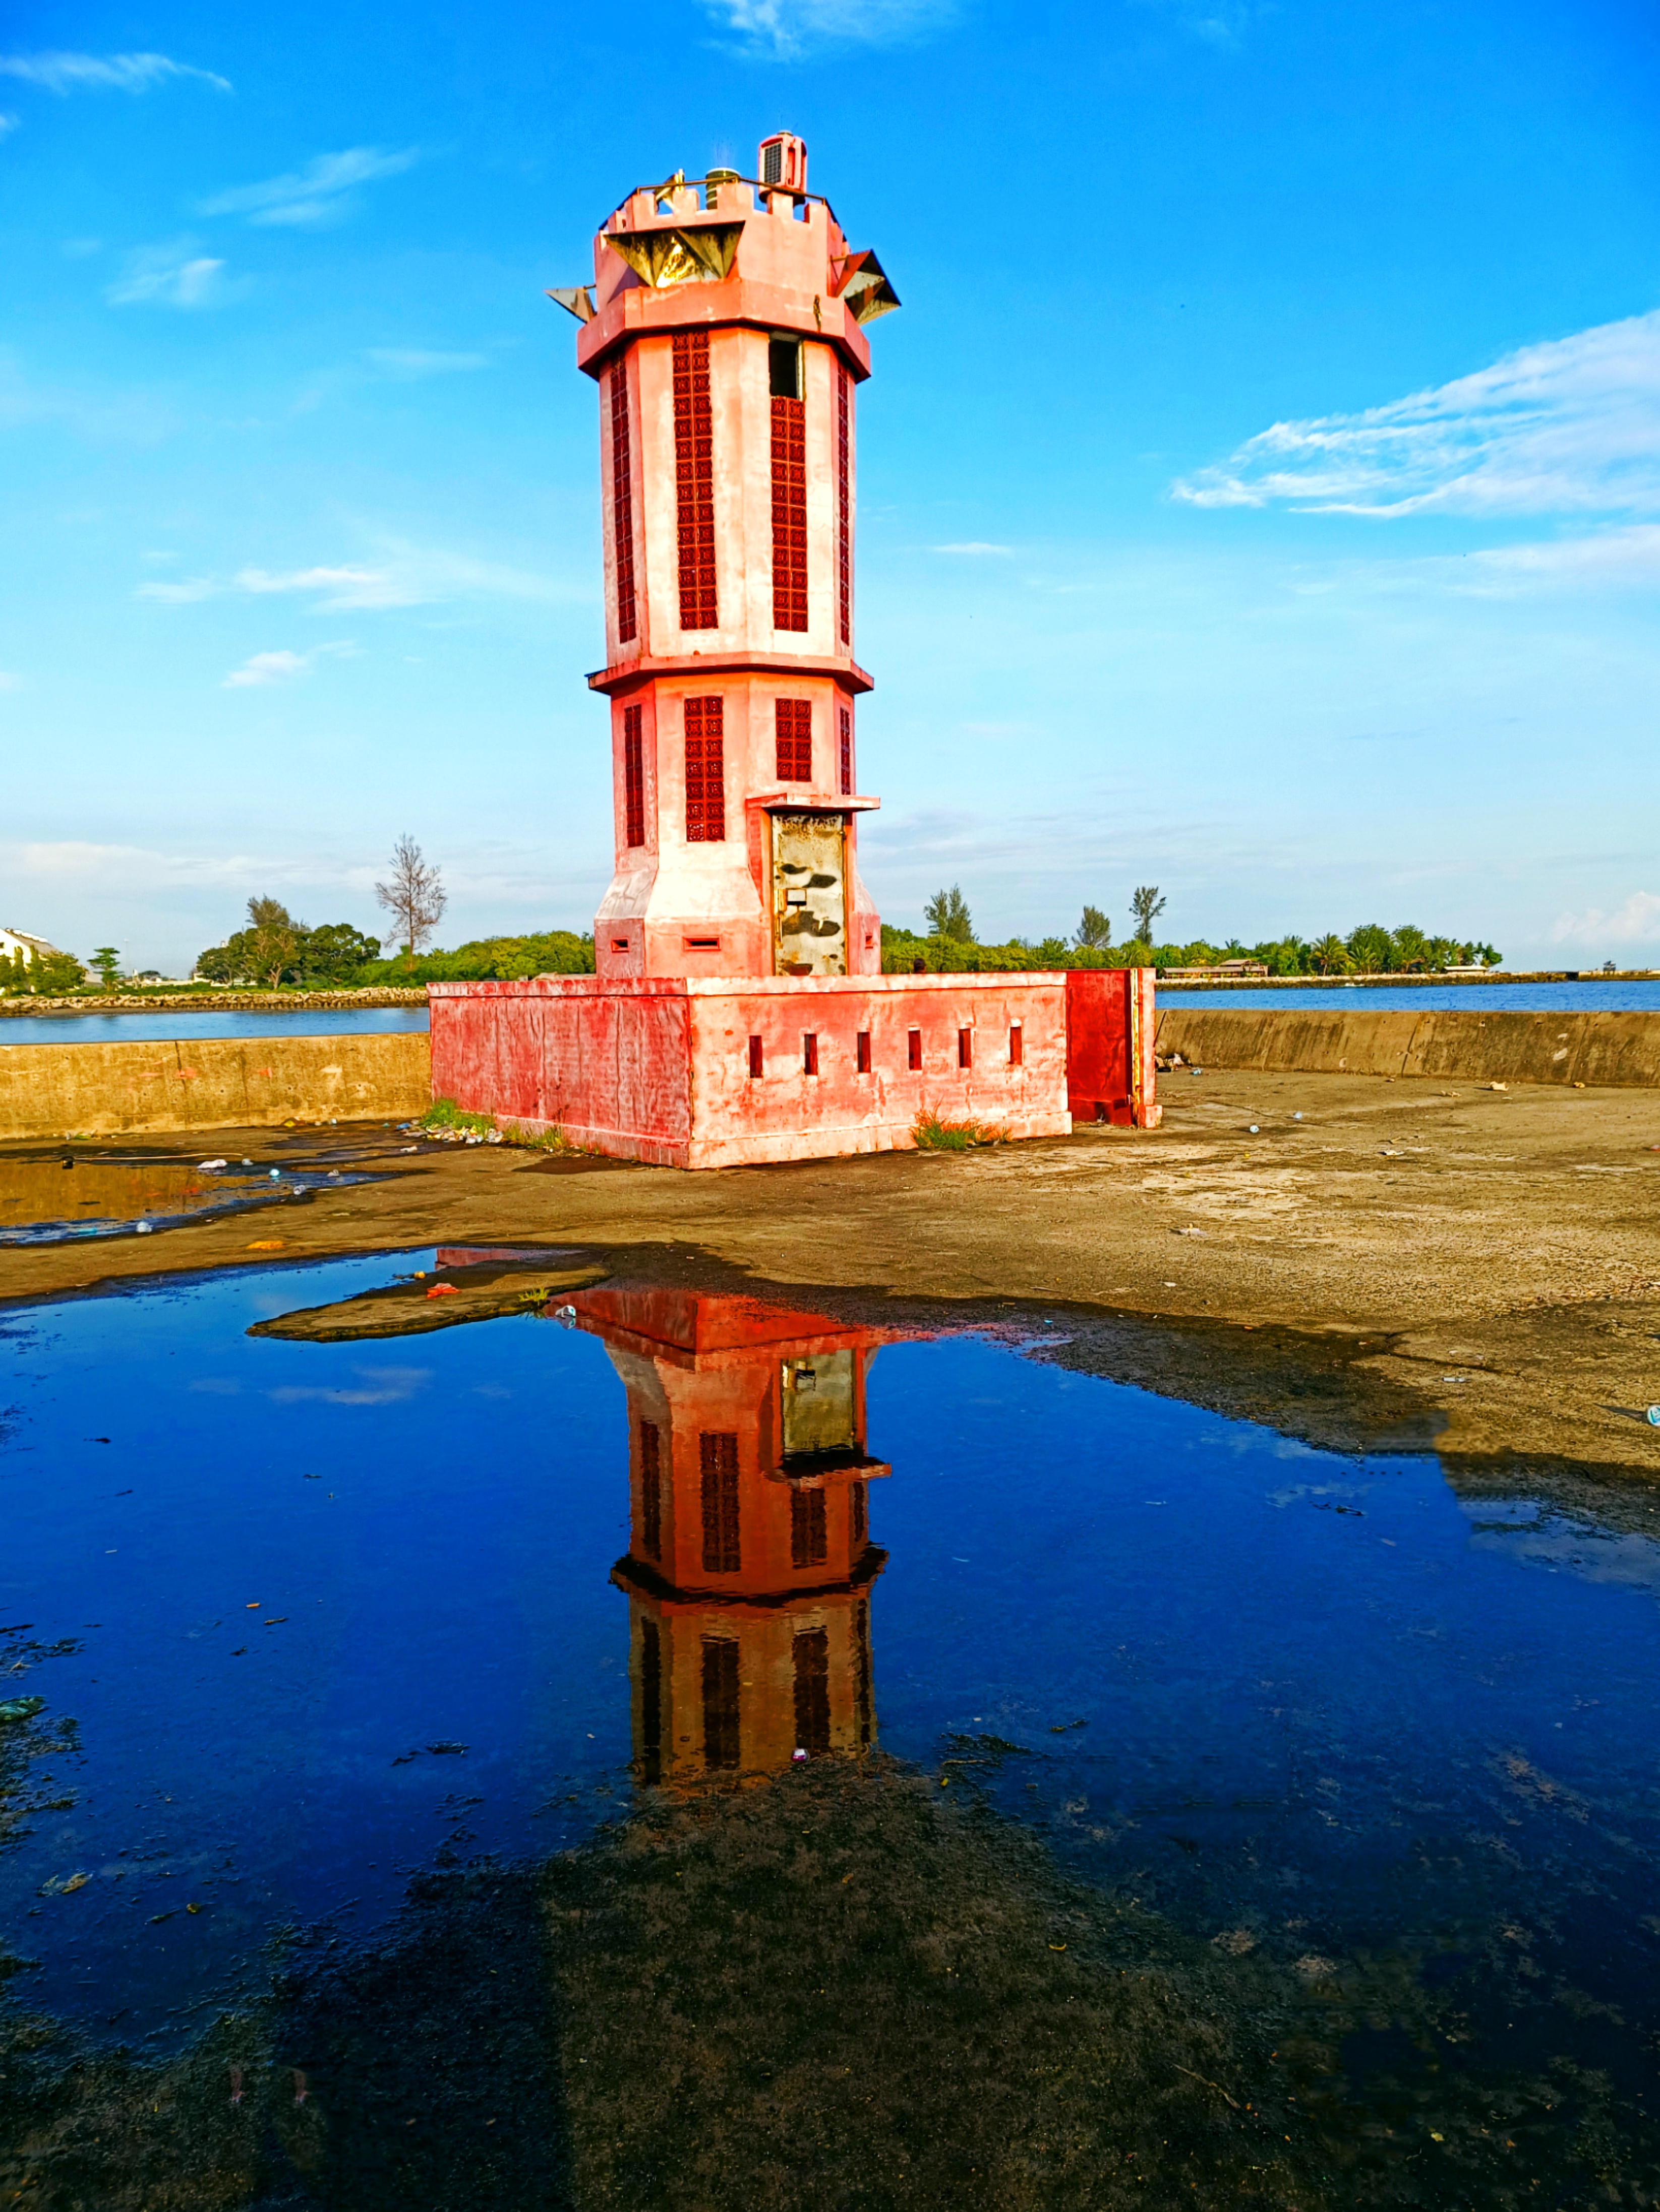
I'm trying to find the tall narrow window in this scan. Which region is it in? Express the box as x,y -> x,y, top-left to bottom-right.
837,368 -> 852,647
610,365 -> 637,644
772,360 -> 808,632
639,1418 -> 662,1561
699,1431 -> 740,1573
854,1598 -> 873,1748
802,1033 -> 818,1076
793,1626 -> 832,1755
856,1030 -> 871,1074
790,1484 -> 827,1569
959,1027 -> 973,1069
748,1035 -> 764,1079
1009,1024 -> 1024,1066
684,696 -> 725,842
908,1029 -> 922,1072
623,703 -> 645,849
850,1480 -> 867,1547
673,331 -> 717,630
839,705 -> 852,796
638,1617 -> 663,1785
701,1637 -> 740,1770
775,697 -> 811,782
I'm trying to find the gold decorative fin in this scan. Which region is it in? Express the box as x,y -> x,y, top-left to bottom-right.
547,285 -> 596,323
604,222 -> 743,290
832,249 -> 901,323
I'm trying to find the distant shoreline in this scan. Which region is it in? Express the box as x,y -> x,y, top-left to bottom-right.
1154,970 -> 1659,990
0,988 -> 428,1019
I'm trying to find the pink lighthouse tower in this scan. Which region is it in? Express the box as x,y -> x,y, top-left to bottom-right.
426,137 -> 1157,1166
555,133 -> 900,986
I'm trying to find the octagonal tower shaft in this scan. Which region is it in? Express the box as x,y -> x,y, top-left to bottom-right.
560,143 -> 898,984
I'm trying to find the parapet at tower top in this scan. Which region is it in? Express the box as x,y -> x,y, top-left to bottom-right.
548,132 -> 900,382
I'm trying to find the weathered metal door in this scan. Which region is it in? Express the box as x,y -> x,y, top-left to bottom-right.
770,811 -> 848,977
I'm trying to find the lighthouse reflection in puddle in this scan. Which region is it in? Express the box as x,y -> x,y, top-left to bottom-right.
571,1290 -> 892,1785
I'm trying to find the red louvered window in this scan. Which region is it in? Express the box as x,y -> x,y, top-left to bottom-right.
610,365 -> 637,644
839,704 -> 852,795
772,389 -> 808,632
837,367 -> 852,646
622,703 -> 645,847
673,331 -> 717,630
700,1432 -> 741,1574
684,696 -> 725,842
639,1419 -> 661,1560
776,697 -> 811,781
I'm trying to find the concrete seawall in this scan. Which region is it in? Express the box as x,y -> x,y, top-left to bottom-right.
0,1033 -> 433,1140
1155,1007 -> 1660,1090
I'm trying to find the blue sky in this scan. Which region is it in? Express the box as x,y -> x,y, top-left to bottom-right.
2,0 -> 1657,971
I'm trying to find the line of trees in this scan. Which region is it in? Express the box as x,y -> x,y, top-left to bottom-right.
883,887 -> 1503,975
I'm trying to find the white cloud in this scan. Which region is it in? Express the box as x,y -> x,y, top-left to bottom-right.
0,51 -> 231,94
198,146 -> 419,229
1452,525 -> 1660,593
699,0 -> 953,54
1551,892 -> 1660,947
269,1365 -> 429,1406
138,544 -> 576,612
1174,308 -> 1660,518
106,239 -> 225,309
223,649 -> 308,688
366,347 -> 490,378
933,541 -> 1013,556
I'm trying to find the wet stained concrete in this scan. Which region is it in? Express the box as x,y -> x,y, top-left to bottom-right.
2,1070 -> 1658,1494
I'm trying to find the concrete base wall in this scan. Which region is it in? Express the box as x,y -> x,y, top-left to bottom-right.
430,972 -> 1074,1169
0,1033 -> 432,1141
1156,1006 -> 1660,1089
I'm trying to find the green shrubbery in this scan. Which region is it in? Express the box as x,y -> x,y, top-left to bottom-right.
881,909 -> 1503,977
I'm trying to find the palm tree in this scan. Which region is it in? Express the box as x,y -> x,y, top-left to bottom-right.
1130,885 -> 1166,942
1311,934 -> 1352,975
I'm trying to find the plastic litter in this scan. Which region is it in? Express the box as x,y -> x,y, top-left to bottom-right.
425,1284 -> 460,1300
1292,1112 -> 1302,1120
0,1696 -> 46,1723
198,1158 -> 227,1172
791,1747 -> 808,1762
553,1304 -> 578,1325
1248,1125 -> 1260,1134
136,1221 -> 152,1234
1648,1405 -> 1660,1428
269,1169 -> 281,1181
242,1157 -> 253,1166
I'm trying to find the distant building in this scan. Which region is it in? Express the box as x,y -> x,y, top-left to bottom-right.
1163,960 -> 1271,980
0,926 -> 65,967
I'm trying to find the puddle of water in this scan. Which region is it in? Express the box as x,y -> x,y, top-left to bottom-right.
4,1262 -> 1660,2204
0,1154 -> 378,1245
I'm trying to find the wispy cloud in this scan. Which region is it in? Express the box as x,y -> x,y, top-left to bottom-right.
138,544 -> 576,611
1551,891 -> 1660,947
268,1365 -> 430,1406
199,146 -> 419,229
0,111 -> 18,137
223,649 -> 308,688
1134,0 -> 1252,47
0,51 -> 231,94
933,541 -> 1013,556
106,239 -> 225,309
1174,309 -> 1660,518
699,0 -> 953,56
365,347 -> 490,378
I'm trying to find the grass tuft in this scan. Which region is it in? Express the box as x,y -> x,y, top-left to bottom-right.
913,1109 -> 1007,1151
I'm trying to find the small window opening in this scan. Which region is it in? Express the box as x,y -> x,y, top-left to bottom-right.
1009,1024 -> 1023,1066
958,1028 -> 973,1069
856,1030 -> 871,1074
685,936 -> 720,949
748,1035 -> 764,1079
612,937 -> 630,953
907,1029 -> 922,1071
769,335 -> 802,400
803,1032 -> 818,1076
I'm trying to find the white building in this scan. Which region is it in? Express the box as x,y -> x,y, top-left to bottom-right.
0,926 -> 65,967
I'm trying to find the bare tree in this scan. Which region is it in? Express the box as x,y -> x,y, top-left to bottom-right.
376,836 -> 447,964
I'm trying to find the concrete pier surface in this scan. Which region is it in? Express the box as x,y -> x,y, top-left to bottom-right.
1158,1004 -> 1660,1088
3,1067 -> 1658,1498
